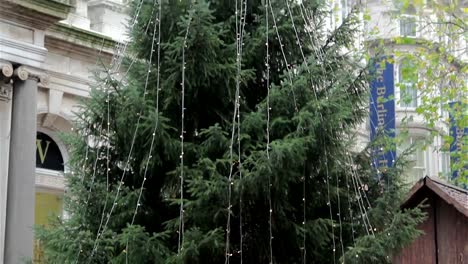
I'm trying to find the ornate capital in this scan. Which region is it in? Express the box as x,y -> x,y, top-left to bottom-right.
0,60 -> 13,78
13,65 -> 50,87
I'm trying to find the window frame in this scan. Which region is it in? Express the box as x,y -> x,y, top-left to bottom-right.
399,14 -> 418,37
396,58 -> 419,109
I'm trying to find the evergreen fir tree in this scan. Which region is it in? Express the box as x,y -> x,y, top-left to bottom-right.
37,0 -> 425,263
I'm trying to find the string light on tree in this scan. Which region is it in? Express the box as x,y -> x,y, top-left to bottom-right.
88,1 -> 160,259
265,0 -> 273,263
125,0 -> 162,262
178,2 -> 194,254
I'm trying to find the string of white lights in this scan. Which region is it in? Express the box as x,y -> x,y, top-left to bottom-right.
112,0 -> 145,73
269,4 -> 342,262
87,3 -> 160,260
75,13 -> 143,264
283,3 -> 320,263
74,120 -> 105,263
237,0 -> 247,262
225,0 -> 247,261
308,2 -> 378,239
85,123 -> 104,190
348,153 -> 375,236
178,3 -> 194,254
124,1 -> 162,262
236,0 -> 247,264
281,3 -> 341,261
292,2 -> 379,260
265,1 -> 274,263
324,150 -> 337,264
73,1 -> 153,262
89,70 -> 114,262
348,156 -> 371,235
268,1 -> 298,112
345,160 -> 357,245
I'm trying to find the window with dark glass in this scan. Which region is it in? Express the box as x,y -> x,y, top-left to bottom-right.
36,132 -> 64,171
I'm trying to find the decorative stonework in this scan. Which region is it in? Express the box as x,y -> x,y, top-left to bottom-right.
13,66 -> 50,86
0,60 -> 13,78
0,60 -> 13,101
88,0 -> 128,13
0,0 -> 72,30
0,36 -> 48,68
47,23 -> 117,53
0,84 -> 12,102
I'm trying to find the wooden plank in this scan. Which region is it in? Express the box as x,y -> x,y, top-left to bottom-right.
394,194 -> 437,264
436,198 -> 468,264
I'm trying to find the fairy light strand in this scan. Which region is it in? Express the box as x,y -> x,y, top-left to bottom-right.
268,1 -> 298,112
265,1 -> 274,263
73,1 -> 153,262
238,1 -> 247,263
125,1 -> 162,262
290,2 -> 379,260
88,3 -> 160,260
225,0 -> 247,261
324,149 -> 337,264
178,3 -> 194,254
281,3 -> 340,261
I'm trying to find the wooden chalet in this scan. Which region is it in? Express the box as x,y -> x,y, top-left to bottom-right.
394,176 -> 468,264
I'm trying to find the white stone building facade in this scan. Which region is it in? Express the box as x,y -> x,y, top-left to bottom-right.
360,0 -> 466,184
0,0 -> 128,262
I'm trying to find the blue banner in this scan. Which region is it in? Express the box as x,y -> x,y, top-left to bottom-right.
369,57 -> 396,170
449,101 -> 467,181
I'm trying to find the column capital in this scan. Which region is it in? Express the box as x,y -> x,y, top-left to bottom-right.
0,60 -> 13,78
13,66 -> 50,87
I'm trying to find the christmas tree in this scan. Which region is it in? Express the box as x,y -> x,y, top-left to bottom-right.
36,0 -> 425,263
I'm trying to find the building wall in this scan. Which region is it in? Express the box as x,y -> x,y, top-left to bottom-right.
0,0 -> 128,261
355,0 -> 462,185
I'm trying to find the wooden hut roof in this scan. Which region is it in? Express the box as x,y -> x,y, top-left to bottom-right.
402,176 -> 468,218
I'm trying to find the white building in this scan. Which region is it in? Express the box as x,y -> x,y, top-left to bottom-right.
337,0 -> 466,184
0,0 -> 128,262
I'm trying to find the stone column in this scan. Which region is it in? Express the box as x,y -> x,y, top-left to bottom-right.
0,60 -> 13,264
3,66 -> 47,264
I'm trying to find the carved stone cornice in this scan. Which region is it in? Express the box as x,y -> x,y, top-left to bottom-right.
0,0 -> 72,30
88,0 -> 128,13
45,23 -> 116,58
13,66 -> 50,87
0,36 -> 48,68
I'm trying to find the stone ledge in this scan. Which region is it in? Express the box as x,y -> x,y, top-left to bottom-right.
8,0 -> 72,20
0,36 -> 48,68
35,168 -> 65,191
46,23 -> 118,56
47,71 -> 93,98
0,0 -> 72,29
88,0 -> 128,13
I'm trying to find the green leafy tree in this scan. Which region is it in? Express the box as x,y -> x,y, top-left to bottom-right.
37,0 -> 425,263
370,0 -> 467,185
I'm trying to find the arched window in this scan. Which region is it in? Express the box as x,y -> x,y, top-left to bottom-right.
398,58 -> 418,108
36,132 -> 64,171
